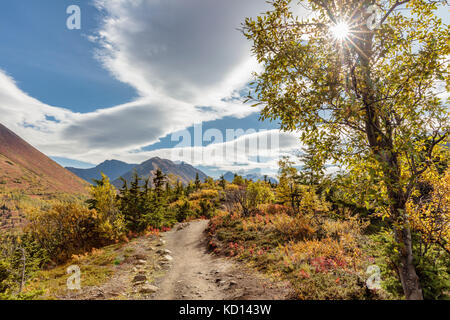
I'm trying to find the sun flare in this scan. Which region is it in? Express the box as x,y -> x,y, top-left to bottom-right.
330,21 -> 350,40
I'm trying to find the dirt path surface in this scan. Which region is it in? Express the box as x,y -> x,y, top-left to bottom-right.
152,220 -> 292,300
57,220 -> 292,300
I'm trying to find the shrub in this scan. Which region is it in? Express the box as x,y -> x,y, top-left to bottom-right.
173,198 -> 194,222
269,214 -> 316,241
258,204 -> 293,216
189,189 -> 219,201
26,203 -> 120,263
0,260 -> 9,293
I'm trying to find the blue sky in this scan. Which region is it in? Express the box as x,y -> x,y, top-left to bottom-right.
0,1 -> 447,177
0,0 -> 292,177
0,1 -> 136,112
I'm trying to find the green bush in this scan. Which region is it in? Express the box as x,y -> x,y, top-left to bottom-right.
26,203 -> 121,263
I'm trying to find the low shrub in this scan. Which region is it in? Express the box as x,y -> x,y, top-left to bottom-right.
26,203 -> 122,263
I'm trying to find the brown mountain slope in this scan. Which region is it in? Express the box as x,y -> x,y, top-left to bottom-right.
0,123 -> 88,194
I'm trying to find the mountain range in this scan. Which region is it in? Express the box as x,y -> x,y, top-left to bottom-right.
67,160 -> 137,183
67,157 -> 208,187
0,123 -> 88,194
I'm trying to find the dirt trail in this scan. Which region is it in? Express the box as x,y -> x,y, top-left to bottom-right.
152,220 -> 292,300
59,220 -> 292,300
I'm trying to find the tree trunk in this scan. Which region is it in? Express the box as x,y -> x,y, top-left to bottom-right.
385,178 -> 423,300
394,215 -> 424,300
366,132 -> 424,300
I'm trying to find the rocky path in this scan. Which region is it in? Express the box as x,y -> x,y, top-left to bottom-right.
151,220 -> 292,300
61,220 -> 292,300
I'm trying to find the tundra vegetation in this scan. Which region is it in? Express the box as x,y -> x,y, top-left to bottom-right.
0,154 -> 448,299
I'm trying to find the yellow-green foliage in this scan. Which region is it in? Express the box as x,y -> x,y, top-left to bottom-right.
88,174 -> 125,241
26,203 -> 122,263
297,186 -> 330,215
188,189 -> 219,201
407,168 -> 449,252
247,181 -> 274,210
224,182 -> 274,216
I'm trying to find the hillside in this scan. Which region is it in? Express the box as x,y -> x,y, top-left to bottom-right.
0,123 -> 88,195
113,157 -> 207,187
67,160 -> 138,183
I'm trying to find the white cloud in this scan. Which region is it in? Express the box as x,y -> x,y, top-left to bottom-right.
92,0 -> 270,105
0,1 -> 310,173
108,129 -> 304,174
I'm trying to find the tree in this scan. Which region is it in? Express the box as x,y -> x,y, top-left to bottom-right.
224,184 -> 248,215
408,167 -> 449,255
277,157 -> 302,213
204,176 -> 215,189
219,174 -> 227,189
247,181 -> 275,211
194,173 -> 201,191
232,174 -> 245,186
174,180 -> 184,199
406,166 -> 450,299
87,173 -> 124,239
153,169 -> 167,199
298,145 -> 325,186
118,171 -> 144,231
243,0 -> 449,299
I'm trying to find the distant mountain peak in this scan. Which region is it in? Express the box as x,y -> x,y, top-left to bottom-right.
112,157 -> 207,187
67,159 -> 137,183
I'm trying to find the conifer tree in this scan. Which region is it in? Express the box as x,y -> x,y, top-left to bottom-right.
194,173 -> 201,191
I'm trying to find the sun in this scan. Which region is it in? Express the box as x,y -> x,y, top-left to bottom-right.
330,21 -> 351,40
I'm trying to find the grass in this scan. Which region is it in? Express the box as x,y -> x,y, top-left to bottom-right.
24,244 -> 120,299
22,234 -> 163,300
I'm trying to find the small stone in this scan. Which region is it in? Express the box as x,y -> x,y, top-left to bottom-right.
134,254 -> 146,260
133,274 -> 147,283
163,255 -> 173,262
157,248 -> 172,255
136,259 -> 147,265
230,280 -> 237,286
140,285 -> 159,294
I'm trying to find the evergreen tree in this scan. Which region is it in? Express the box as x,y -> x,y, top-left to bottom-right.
153,169 -> 166,199
194,173 -> 201,191
298,145 -> 325,186
118,171 -> 144,231
219,175 -> 226,189
174,180 -> 184,199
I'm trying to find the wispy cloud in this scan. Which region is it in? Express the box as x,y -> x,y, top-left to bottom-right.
0,0 -> 309,174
